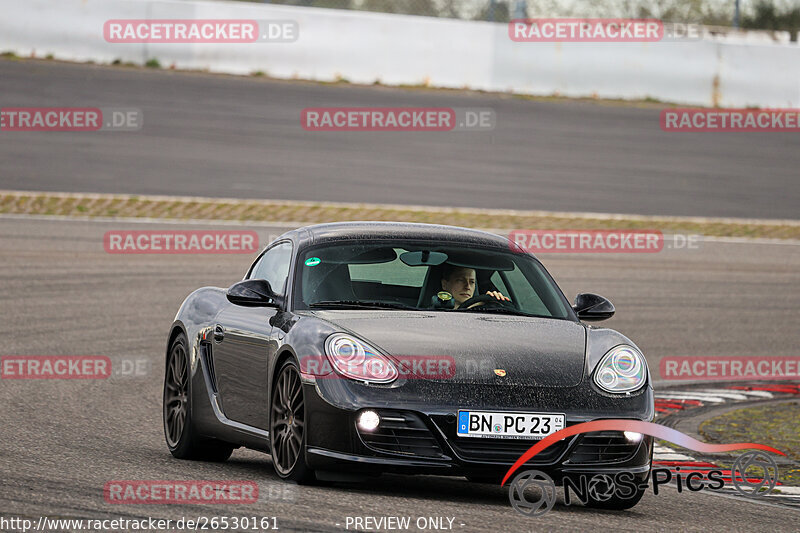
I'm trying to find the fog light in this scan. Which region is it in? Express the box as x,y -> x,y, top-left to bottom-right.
624,431 -> 643,443
357,410 -> 380,432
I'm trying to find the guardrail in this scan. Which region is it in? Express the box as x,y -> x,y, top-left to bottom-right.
1,0 -> 798,107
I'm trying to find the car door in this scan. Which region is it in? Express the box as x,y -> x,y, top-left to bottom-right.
212,241 -> 293,430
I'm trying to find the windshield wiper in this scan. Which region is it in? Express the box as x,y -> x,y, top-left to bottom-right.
309,300 -> 418,310
458,306 -> 537,318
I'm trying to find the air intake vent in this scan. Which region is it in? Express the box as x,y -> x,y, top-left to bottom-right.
202,346 -> 218,393
449,438 -> 570,463
357,410 -> 445,459
566,431 -> 638,464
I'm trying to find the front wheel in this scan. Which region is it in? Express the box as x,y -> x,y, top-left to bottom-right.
270,359 -> 315,483
163,333 -> 234,462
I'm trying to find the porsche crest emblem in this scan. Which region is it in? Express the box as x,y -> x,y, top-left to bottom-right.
494,369 -> 507,377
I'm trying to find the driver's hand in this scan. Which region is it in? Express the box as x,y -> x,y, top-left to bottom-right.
485,290 -> 510,302
466,291 -> 511,309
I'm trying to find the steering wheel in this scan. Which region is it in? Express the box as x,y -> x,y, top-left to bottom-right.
457,293 -> 515,310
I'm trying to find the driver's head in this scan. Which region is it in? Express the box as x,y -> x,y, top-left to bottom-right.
441,265 -> 476,307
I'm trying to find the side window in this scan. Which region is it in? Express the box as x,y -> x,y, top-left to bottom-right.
500,266 -> 550,316
249,242 -> 293,295
489,271 -> 510,295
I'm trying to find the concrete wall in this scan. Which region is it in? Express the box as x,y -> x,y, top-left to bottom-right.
1,0 -> 797,107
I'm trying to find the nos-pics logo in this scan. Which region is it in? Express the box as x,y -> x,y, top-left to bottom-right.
502,420 -> 782,517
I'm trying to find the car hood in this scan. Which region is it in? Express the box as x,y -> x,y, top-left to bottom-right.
309,311 -> 586,387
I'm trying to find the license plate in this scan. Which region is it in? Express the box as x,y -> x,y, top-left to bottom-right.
456,411 -> 565,440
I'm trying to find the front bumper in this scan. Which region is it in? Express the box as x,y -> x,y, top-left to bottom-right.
302,379 -> 654,479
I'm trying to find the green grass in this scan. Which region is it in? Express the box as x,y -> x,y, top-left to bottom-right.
1,192 -> 799,240
700,401 -> 800,486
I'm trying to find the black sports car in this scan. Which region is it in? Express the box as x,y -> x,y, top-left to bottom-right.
163,222 -> 653,508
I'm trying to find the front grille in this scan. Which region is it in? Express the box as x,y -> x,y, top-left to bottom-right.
431,416 -> 570,464
357,410 -> 445,459
566,431 -> 638,464
449,438 -> 570,463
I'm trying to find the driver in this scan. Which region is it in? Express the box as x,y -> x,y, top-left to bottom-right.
440,264 -> 510,309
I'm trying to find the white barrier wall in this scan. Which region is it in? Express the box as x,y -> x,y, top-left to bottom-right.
1,0 -> 798,107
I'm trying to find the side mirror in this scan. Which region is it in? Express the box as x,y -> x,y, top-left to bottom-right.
226,279 -> 281,308
573,293 -> 615,322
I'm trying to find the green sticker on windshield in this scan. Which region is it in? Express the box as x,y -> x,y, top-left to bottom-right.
305,257 -> 321,267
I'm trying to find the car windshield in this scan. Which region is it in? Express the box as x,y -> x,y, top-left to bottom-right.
294,241 -> 573,319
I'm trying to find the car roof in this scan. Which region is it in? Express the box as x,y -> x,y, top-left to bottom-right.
273,221 -> 513,251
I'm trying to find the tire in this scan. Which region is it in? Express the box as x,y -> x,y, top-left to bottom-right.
270,358 -> 315,483
163,333 -> 234,462
584,486 -> 646,510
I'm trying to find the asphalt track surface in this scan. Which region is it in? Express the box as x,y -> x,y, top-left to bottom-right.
1,217 -> 799,532
1,59 -> 799,220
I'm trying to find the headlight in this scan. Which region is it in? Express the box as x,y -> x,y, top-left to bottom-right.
593,345 -> 647,393
324,333 -> 398,383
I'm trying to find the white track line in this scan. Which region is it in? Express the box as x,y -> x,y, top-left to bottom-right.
653,453 -> 695,461
773,487 -> 800,495
655,392 -> 726,403
701,388 -> 774,398
656,390 -> 754,401
683,391 -> 750,400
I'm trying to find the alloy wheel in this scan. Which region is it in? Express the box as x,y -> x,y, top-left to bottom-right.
164,342 -> 188,447
270,363 -> 305,475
